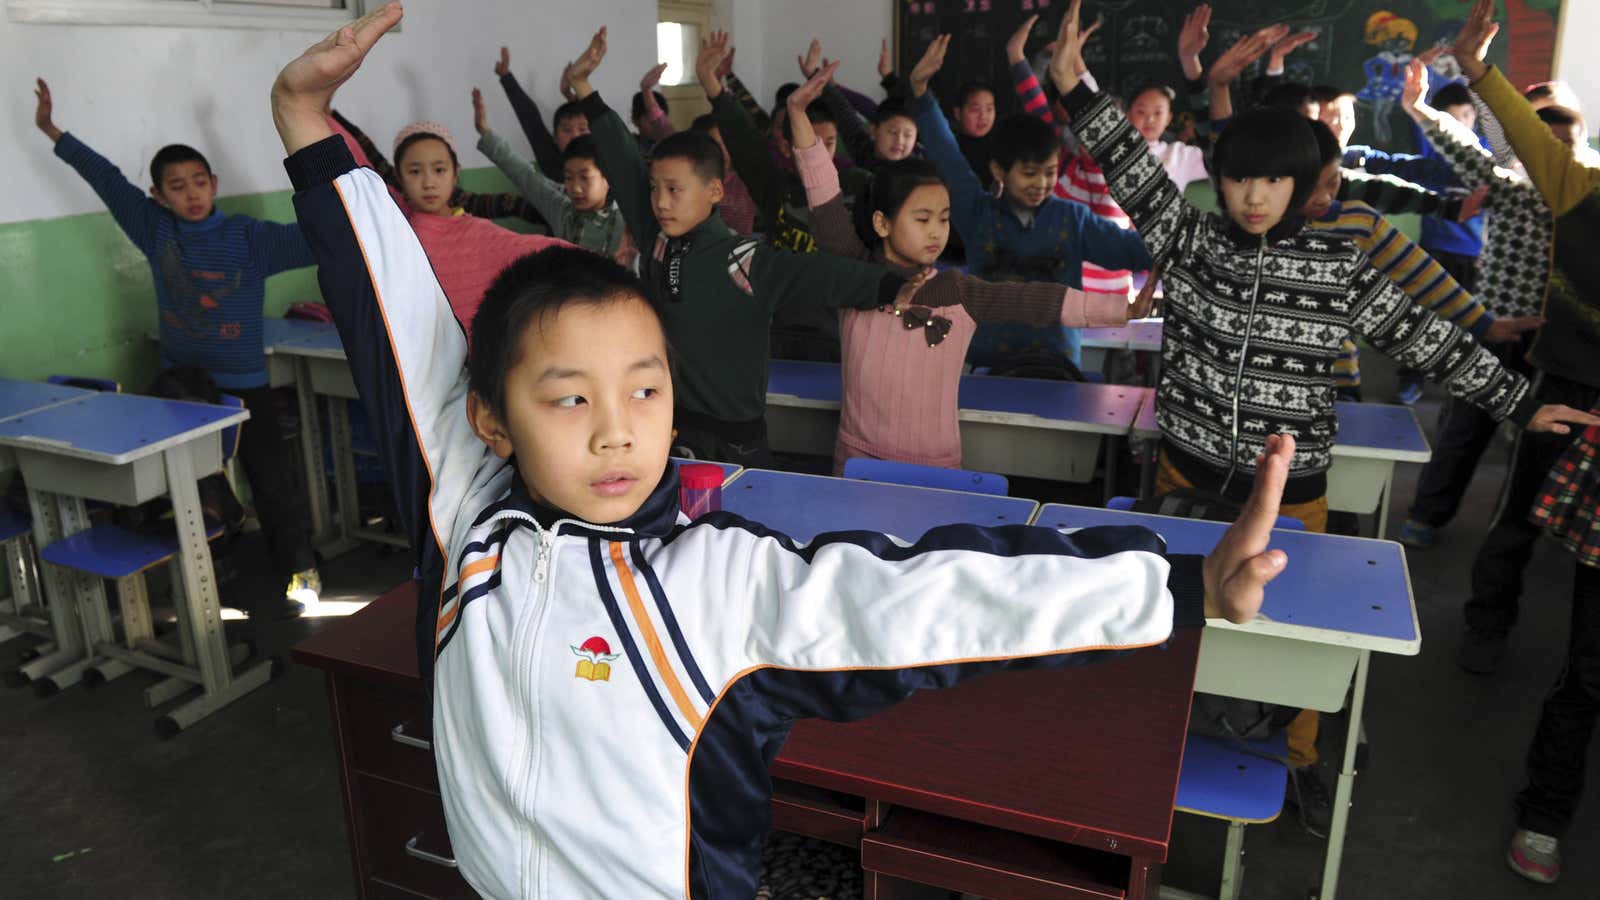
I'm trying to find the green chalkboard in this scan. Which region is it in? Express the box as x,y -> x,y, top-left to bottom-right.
898,0 -> 1564,149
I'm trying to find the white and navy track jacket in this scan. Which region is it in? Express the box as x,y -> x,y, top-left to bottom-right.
286,136 -> 1209,900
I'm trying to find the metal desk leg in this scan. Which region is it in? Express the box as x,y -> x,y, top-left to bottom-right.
1319,649 -> 1371,900
328,398 -> 362,544
1375,465 -> 1395,539
294,359 -> 336,548
158,443 -> 272,733
1104,436 -> 1122,505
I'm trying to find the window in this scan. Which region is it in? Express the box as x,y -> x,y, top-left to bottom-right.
655,21 -> 703,88
7,0 -> 371,31
656,0 -> 711,129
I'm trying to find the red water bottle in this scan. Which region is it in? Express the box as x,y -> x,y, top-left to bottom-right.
678,464 -> 724,519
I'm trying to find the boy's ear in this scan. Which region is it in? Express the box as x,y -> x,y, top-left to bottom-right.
871,210 -> 893,239
708,177 -> 725,205
208,174 -> 219,193
467,392 -> 515,460
149,185 -> 166,205
988,160 -> 1008,187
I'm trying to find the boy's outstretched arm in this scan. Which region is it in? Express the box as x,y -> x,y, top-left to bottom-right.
37,78 -> 163,256
494,46 -> 563,179
273,4 -> 493,624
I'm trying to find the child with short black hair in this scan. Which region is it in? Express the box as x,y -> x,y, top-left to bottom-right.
472,87 -> 634,267
909,34 -> 1153,370
270,10 -> 1291,896
568,27 -> 934,465
34,77 -> 320,615
953,77 -> 998,187
491,45 -> 589,182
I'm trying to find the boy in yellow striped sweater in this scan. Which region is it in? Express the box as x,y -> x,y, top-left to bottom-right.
1302,120 -> 1541,399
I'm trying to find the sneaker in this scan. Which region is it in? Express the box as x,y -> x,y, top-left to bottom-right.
1287,762 -> 1335,838
1507,829 -> 1560,883
1457,629 -> 1508,675
1397,519 -> 1437,549
286,568 -> 321,608
1395,376 -> 1424,406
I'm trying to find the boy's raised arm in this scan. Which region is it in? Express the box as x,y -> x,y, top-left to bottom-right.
37,79 -> 163,256
473,87 -> 573,228
494,46 -> 563,179
568,27 -> 660,253
907,36 -> 989,247
702,33 -> 787,229
273,3 -> 490,568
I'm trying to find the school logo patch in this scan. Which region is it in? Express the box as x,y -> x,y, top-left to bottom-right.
727,240 -> 758,296
572,636 -> 620,682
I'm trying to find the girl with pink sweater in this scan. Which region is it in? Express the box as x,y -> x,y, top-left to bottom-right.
329,117 -> 571,338
787,72 -> 1146,472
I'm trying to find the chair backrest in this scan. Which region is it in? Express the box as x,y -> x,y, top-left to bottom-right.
1106,496 -> 1306,531
843,458 -> 1009,496
217,394 -> 245,463
47,375 -> 120,393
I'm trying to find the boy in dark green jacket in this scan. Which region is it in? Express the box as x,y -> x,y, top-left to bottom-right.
569,28 -> 929,466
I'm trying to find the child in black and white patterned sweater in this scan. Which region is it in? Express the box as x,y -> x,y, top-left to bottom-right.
1043,0 -> 1596,521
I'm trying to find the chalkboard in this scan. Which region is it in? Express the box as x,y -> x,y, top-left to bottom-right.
897,0 -> 1564,150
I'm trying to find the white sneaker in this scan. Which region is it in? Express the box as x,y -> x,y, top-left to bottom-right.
1507,828 -> 1560,883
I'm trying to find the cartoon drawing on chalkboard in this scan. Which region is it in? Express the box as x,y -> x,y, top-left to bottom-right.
1357,11 -> 1418,145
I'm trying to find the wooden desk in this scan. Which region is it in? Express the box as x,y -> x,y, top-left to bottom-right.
298,579 -> 1201,900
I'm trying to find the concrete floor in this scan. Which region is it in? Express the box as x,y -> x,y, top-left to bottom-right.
1,387 -> 1596,899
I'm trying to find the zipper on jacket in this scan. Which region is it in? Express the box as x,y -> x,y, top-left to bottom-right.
1220,234 -> 1268,496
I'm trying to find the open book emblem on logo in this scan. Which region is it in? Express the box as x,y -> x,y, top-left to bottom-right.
572,636 -> 621,682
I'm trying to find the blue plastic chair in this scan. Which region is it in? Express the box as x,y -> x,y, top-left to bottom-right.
842,458 -> 1009,496
1175,732 -> 1290,900
1106,496 -> 1305,531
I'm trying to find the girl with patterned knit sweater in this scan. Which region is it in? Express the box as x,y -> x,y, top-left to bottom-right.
1048,0 -> 1593,533
786,72 -> 1148,473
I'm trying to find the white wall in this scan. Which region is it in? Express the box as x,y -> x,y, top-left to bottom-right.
751,0 -> 893,116
1554,0 -> 1600,118
0,0 -> 655,226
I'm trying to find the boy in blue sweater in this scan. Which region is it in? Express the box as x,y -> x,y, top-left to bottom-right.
35,79 -> 320,617
908,35 -> 1152,372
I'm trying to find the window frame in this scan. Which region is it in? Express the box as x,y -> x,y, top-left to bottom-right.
6,0 -> 370,32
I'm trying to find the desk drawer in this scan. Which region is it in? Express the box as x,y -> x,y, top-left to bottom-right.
862,808 -> 1127,899
347,679 -> 439,791
354,774 -> 477,899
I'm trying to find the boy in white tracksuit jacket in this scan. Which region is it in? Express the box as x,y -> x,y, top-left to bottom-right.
272,8 -> 1293,898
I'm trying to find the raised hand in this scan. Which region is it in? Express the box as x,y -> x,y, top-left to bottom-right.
1268,30 -> 1317,70
1401,57 -> 1430,119
270,2 -> 404,154
1484,315 -> 1545,344
640,61 -> 668,93
1202,433 -> 1294,623
1129,268 -> 1161,320
495,46 -> 511,78
559,60 -> 579,101
1208,24 -> 1286,87
1529,404 -> 1600,436
787,61 -> 839,112
566,27 -> 608,98
1177,4 -> 1212,80
696,30 -> 731,99
1047,0 -> 1085,93
878,37 -> 893,79
34,77 -> 61,142
717,45 -> 737,81
892,267 -> 940,310
798,38 -> 823,79
1453,0 -> 1499,82
908,33 -> 951,98
471,86 -> 488,135
1007,14 -> 1039,65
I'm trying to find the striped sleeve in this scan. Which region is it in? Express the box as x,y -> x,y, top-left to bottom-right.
1011,59 -> 1054,123
665,515 -> 1205,714
286,135 -> 496,679
1348,204 -> 1491,337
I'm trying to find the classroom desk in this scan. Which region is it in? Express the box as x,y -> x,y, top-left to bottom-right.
764,360 -> 1143,489
0,379 -> 95,647
1033,504 -> 1421,900
720,468 -> 1036,542
1130,391 -> 1432,536
0,393 -> 265,729
296,535 -> 1200,900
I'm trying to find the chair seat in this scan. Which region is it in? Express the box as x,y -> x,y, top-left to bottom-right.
41,521 -> 225,579
0,507 -> 30,543
1175,732 -> 1290,824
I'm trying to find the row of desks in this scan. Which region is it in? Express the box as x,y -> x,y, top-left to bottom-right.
0,378 -> 260,729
